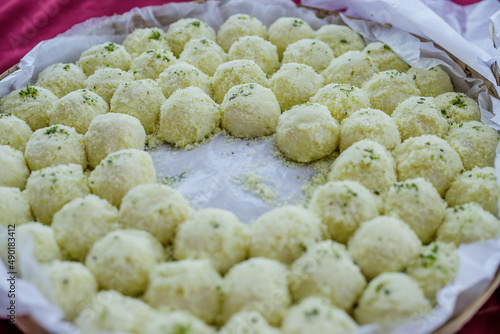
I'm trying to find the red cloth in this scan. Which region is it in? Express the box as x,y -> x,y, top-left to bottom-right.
0,0 -> 496,333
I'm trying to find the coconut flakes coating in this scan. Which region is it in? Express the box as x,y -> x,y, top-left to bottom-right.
446,120 -> 500,170
391,96 -> 449,141
362,70 -> 421,115
130,49 -> 177,80
123,27 -> 171,57
180,38 -> 227,76
166,18 -> 216,57
77,42 -> 132,76
276,103 -> 339,162
315,24 -> 365,57
362,42 -> 409,72
159,86 -> 220,148
36,63 -> 87,98
348,216 -> 421,280
268,17 -> 315,59
340,107 -> 401,151
383,178 -> 446,243
445,167 -> 500,215
110,79 -> 165,134
26,163 -> 90,224
321,51 -> 377,88
282,38 -> 334,73
0,145 -> 29,189
328,139 -> 397,194
309,83 -> 371,122
49,89 -> 108,134
217,14 -> 268,52
407,66 -> 454,97
86,229 -> 165,296
84,67 -> 135,103
308,180 -> 380,244
393,135 -> 463,196
228,36 -> 279,75
25,124 -> 87,171
0,86 -> 58,130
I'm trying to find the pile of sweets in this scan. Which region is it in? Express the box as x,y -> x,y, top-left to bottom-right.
1,14 -> 499,334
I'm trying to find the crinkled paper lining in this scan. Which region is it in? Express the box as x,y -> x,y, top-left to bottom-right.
1,0 -> 500,333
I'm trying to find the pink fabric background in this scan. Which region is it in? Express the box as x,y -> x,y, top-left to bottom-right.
0,0 -> 498,333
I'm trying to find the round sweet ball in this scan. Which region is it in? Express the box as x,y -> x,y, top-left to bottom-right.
0,114 -> 32,152
249,205 -> 323,264
52,194 -> 120,261
36,63 -> 87,98
383,178 -> 446,244
407,66 -> 454,97
315,24 -> 365,57
322,51 -> 377,88
228,36 -> 279,75
0,86 -> 58,130
110,79 -> 165,134
89,149 -> 155,207
217,14 -> 268,52
174,208 -> 249,274
282,39 -> 334,73
308,181 -> 380,244
354,272 -> 431,326
362,42 -> 409,72
166,18 -> 216,56
0,145 -> 29,189
75,290 -> 153,334
130,49 -> 177,80
84,67 -> 134,103
122,27 -> 171,58
211,59 -> 268,104
221,83 -> 281,138
362,70 -> 421,115
310,83 -> 371,122
268,17 -> 316,58
348,216 -> 421,280
157,61 -> 211,98
446,120 -> 500,170
435,92 -> 481,125
220,257 -> 291,326
282,297 -> 359,334
391,96 -> 449,141
86,229 -> 165,296
180,38 -> 227,76
77,42 -> 132,76
436,203 -> 500,246
85,113 -> 146,168
159,87 -> 220,148
393,135 -> 463,196
340,108 -> 401,151
120,183 -> 193,245
445,167 -> 500,215
17,222 -> 62,263
220,311 -> 278,334
407,242 -> 459,302
144,259 -> 221,323
24,125 -> 87,171
270,63 -> 324,111
26,164 -> 90,224
40,260 -> 97,321
0,187 -> 33,227
49,89 -> 108,134
328,140 -> 397,194
146,310 -> 216,334
288,240 -> 366,312
275,103 -> 339,162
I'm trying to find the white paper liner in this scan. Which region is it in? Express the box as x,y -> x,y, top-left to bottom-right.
1,0 -> 500,333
